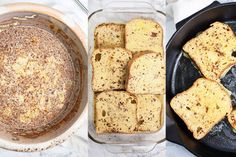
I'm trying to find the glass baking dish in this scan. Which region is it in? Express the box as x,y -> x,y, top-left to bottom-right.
88,0 -> 166,153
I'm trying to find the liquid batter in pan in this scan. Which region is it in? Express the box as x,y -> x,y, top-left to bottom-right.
0,25 -> 75,131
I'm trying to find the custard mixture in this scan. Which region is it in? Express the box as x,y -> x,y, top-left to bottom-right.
0,26 -> 75,130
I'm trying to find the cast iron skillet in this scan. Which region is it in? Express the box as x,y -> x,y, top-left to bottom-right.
166,2 -> 236,157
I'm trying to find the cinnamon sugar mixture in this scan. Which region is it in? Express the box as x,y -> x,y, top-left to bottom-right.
0,26 -> 75,130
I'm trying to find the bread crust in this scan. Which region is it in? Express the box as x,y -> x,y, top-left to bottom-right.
170,78 -> 232,139
227,109 -> 236,131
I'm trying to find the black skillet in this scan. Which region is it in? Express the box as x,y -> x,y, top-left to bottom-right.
166,1 -> 236,157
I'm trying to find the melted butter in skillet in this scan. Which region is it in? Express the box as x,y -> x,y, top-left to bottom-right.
0,26 -> 75,130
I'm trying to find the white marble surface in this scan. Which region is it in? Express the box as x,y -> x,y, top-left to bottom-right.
0,0 -> 88,157
87,1 -> 234,157
1,0 -> 236,157
88,0 -> 236,156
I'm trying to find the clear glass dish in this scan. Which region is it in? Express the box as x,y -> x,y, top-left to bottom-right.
88,0 -> 166,153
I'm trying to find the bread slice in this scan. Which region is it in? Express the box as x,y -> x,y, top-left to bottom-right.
91,48 -> 132,92
125,19 -> 163,56
227,109 -> 236,131
183,22 -> 236,81
136,94 -> 163,132
126,52 -> 165,94
94,23 -> 125,48
95,91 -> 137,133
170,78 -> 232,140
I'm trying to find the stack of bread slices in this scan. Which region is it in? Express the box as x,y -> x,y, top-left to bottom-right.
91,19 -> 165,133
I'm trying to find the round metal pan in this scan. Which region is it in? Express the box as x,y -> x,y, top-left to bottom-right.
0,3 -> 87,152
166,2 -> 236,157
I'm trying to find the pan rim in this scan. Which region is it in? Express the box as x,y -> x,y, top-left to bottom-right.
0,2 -> 88,152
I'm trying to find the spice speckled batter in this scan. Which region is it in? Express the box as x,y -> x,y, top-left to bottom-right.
0,26 -> 75,130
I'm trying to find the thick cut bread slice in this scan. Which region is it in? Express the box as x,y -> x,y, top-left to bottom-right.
92,48 -> 132,92
136,94 -> 163,132
183,22 -> 236,81
227,109 -> 236,131
95,91 -> 137,133
94,23 -> 125,48
126,52 -> 165,94
125,19 -> 163,56
170,78 -> 232,140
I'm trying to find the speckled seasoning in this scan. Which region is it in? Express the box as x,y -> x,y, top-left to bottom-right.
0,25 -> 75,131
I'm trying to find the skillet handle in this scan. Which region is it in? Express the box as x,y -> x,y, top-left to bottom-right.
176,1 -> 221,30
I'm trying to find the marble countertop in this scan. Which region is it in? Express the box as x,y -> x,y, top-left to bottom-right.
0,0 -> 235,157
0,0 -> 88,157
89,0 -> 236,156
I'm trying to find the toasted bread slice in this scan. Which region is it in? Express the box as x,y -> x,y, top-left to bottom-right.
170,78 -> 232,140
227,109 -> 236,131
95,91 -> 137,133
94,23 -> 125,48
126,52 -> 165,94
136,94 -> 163,132
183,22 -> 236,81
125,19 -> 163,55
91,48 -> 132,92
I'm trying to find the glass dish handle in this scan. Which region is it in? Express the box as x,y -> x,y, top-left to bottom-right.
104,143 -> 158,153
103,0 -> 156,13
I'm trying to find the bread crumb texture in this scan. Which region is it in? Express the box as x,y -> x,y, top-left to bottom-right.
125,19 -> 163,56
136,94 -> 162,132
170,78 -> 232,139
95,91 -> 137,133
94,23 -> 125,48
126,52 -> 165,94
183,22 -> 236,81
95,91 -> 163,133
92,48 -> 132,92
93,19 -> 164,134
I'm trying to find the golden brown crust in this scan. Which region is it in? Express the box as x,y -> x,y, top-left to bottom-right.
170,78 -> 232,139
183,21 -> 236,81
227,109 -> 236,131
